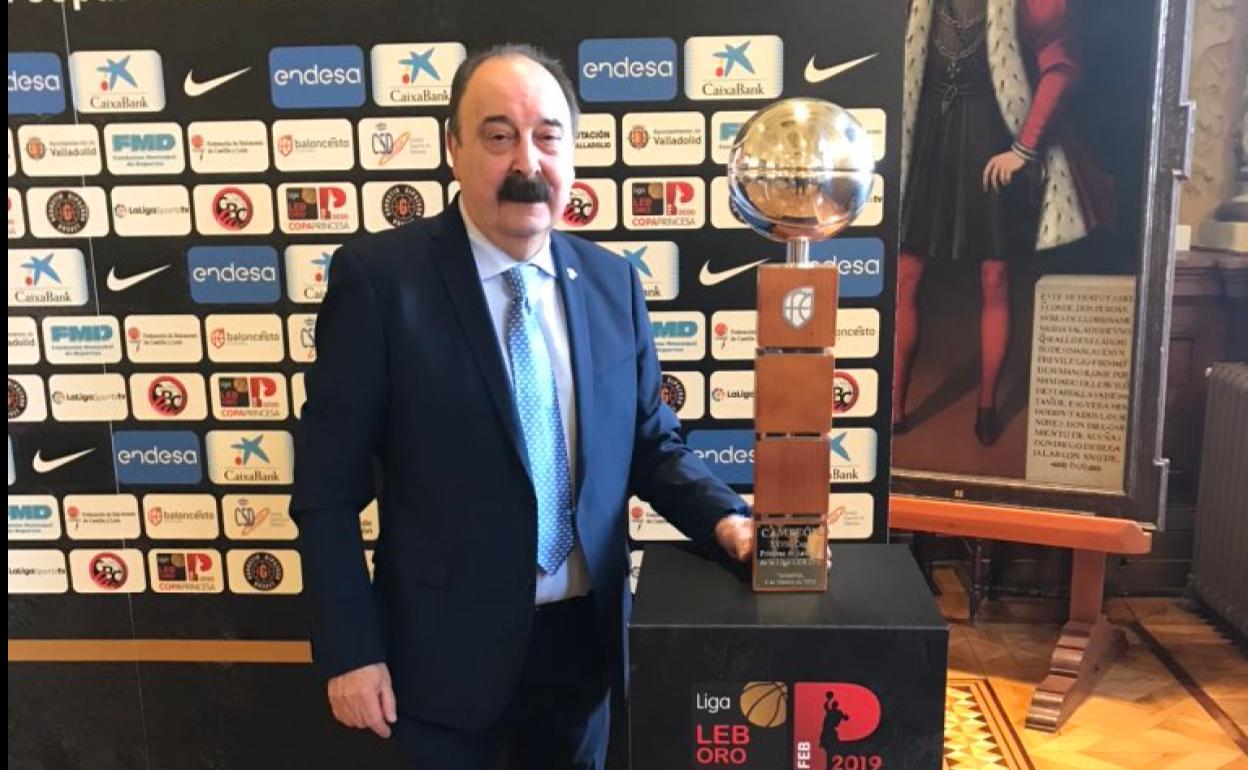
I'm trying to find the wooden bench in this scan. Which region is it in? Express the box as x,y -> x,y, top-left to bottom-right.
890,494 -> 1154,732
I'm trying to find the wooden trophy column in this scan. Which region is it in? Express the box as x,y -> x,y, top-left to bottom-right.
752,264 -> 838,591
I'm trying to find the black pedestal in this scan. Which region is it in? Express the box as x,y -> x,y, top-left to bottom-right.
629,544 -> 948,770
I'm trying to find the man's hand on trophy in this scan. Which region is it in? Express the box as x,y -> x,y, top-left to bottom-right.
714,514 -> 754,562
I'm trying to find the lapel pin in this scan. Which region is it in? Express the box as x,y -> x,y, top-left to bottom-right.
566,267 -> 578,281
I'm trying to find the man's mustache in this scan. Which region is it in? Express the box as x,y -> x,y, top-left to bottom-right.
498,173 -> 552,204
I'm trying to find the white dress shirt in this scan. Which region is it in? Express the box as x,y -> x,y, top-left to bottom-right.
459,199 -> 591,604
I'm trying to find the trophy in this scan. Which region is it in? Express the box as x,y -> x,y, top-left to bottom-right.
727,99 -> 876,591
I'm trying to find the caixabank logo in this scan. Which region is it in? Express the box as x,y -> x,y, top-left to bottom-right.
690,682 -> 789,769
791,683 -> 883,770
67,50 -> 166,114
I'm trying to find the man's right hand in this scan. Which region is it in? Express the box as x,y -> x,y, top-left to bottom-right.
327,662 -> 398,738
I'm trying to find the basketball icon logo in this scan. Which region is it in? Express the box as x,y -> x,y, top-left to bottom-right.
739,681 -> 788,727
782,286 -> 815,329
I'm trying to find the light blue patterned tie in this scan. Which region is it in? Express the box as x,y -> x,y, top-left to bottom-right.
503,264 -> 575,573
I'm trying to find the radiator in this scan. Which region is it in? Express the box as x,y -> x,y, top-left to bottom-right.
1189,362 -> 1248,638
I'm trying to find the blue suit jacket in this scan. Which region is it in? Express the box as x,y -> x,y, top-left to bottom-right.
291,203 -> 747,730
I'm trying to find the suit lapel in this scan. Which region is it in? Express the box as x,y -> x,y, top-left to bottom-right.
551,234 -> 595,503
428,206 -> 531,479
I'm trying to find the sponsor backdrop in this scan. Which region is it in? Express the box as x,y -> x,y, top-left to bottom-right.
8,0 -> 903,766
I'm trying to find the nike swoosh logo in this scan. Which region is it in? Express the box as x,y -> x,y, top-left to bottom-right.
32,448 -> 95,474
699,258 -> 769,287
183,67 -> 250,97
107,264 -> 170,292
804,53 -> 877,84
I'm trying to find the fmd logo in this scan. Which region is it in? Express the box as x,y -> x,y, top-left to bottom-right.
113,430 -> 203,485
687,429 -> 755,484
187,246 -> 280,304
578,38 -> 677,103
8,52 -> 66,115
104,123 -> 184,176
810,239 -> 884,298
269,46 -> 365,109
649,311 -> 705,361
8,495 -> 61,541
113,133 -> 175,153
44,316 -> 122,365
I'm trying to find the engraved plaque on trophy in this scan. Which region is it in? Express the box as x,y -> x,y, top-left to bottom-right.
726,98 -> 876,591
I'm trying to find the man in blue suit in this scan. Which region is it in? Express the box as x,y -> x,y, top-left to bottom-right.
292,44 -> 753,769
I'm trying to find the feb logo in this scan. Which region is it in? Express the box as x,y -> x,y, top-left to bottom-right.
691,682 -> 787,769
792,683 -> 882,770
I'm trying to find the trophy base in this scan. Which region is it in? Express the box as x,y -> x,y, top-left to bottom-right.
752,514 -> 829,592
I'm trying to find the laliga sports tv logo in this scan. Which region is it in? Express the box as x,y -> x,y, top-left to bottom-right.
792,683 -> 882,770
783,287 -> 815,330
563,181 -> 599,227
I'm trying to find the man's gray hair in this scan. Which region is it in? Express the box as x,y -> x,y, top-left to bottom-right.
447,43 -> 580,142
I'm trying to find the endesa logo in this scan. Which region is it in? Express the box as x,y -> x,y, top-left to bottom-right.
809,239 -> 883,298
113,430 -> 202,485
269,46 -> 365,109
186,246 -> 280,304
578,38 -> 677,103
8,52 -> 66,115
687,429 -> 754,484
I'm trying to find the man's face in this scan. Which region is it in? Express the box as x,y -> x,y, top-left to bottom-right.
447,56 -> 575,254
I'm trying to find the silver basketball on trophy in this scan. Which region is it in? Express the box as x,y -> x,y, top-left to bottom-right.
727,99 -> 876,261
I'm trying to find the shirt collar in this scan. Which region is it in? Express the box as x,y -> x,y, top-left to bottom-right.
459,197 -> 556,283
